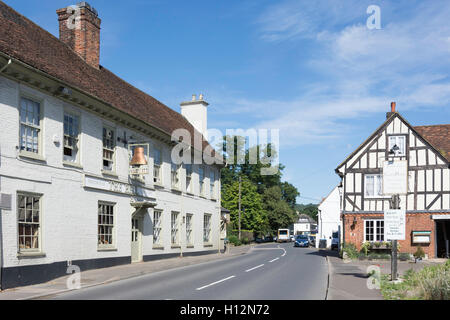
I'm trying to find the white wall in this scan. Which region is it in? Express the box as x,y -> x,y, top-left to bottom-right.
0,76 -> 221,269
317,186 -> 341,248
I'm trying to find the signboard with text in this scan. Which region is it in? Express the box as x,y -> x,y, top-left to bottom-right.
383,160 -> 408,195
384,209 -> 406,240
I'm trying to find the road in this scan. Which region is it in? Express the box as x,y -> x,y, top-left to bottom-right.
47,242 -> 329,300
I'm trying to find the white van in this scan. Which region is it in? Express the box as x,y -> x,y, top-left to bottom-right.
277,229 -> 290,243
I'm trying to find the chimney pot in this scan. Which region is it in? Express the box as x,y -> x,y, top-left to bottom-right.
391,102 -> 396,112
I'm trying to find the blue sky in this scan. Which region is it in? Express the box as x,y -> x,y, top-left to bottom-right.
5,0 -> 450,204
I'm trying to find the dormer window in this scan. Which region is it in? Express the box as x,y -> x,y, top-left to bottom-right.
388,136 -> 406,157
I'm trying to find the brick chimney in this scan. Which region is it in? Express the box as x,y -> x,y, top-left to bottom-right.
56,2 -> 101,68
386,101 -> 396,119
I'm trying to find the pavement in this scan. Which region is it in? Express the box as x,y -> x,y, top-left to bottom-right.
325,250 -> 383,300
325,251 -> 448,300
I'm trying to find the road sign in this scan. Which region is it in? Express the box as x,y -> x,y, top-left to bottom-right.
384,209 -> 406,240
383,160 -> 408,195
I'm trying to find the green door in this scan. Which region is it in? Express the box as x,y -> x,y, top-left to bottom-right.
131,217 -> 142,263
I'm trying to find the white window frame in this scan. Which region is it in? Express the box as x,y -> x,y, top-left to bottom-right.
19,96 -> 42,158
171,163 -> 180,189
388,135 -> 406,157
203,214 -> 211,244
199,166 -> 205,196
185,164 -> 193,194
102,127 -> 116,172
171,211 -> 180,246
364,219 -> 384,242
98,202 -> 116,250
63,112 -> 81,165
17,192 -> 42,254
210,169 -> 215,199
153,148 -> 162,185
364,174 -> 383,198
186,213 -> 193,246
153,210 -> 162,246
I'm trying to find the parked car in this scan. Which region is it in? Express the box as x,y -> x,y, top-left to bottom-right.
294,235 -> 309,247
331,231 -> 339,250
308,235 -> 316,247
290,235 -> 295,242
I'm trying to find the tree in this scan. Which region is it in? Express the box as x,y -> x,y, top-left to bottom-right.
263,186 -> 297,233
295,203 -> 318,222
280,182 -> 300,209
221,178 -> 269,234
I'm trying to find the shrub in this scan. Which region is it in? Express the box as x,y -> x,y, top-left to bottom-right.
228,235 -> 241,246
399,253 -> 411,261
374,241 -> 382,248
414,246 -> 426,260
360,242 -> 371,256
241,237 -> 249,245
341,242 -> 359,259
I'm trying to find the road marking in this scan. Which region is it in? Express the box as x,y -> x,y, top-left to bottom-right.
245,264 -> 264,272
196,276 -> 236,291
269,258 -> 279,263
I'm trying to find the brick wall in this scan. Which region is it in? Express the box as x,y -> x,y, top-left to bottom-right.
57,5 -> 101,68
343,212 -> 443,258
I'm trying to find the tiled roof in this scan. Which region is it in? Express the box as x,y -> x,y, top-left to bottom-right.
414,124 -> 450,162
0,1 -> 213,154
296,214 -> 317,224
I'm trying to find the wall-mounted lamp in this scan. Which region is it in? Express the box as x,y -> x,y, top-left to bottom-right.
389,144 -> 400,156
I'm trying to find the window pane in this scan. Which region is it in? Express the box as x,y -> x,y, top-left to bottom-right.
365,176 -> 374,196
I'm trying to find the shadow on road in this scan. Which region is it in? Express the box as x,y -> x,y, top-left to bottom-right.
306,249 -> 340,258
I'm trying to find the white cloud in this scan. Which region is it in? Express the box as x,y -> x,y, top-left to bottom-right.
238,0 -> 450,147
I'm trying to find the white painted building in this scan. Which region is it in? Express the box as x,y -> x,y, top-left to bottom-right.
293,214 -> 317,236
317,186 -> 342,249
0,2 -> 224,289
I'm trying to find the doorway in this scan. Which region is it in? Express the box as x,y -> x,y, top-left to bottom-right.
436,220 -> 450,259
131,216 -> 143,263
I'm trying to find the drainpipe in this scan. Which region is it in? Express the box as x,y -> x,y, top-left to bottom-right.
0,59 -> 12,74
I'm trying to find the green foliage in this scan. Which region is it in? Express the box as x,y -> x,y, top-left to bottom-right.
263,186 -> 297,231
229,229 -> 254,244
280,182 -> 300,209
414,246 -> 426,260
220,135 -> 301,235
221,179 -> 268,233
295,203 -> 318,221
381,260 -> 450,300
360,242 -> 371,256
228,235 -> 241,246
341,242 -> 359,259
399,253 -> 411,261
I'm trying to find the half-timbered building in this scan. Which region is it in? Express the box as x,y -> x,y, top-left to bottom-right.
335,103 -> 450,258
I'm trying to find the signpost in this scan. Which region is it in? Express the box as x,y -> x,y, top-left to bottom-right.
383,159 -> 407,281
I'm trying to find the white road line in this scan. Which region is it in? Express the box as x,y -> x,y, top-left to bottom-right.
245,264 -> 264,272
269,258 -> 279,263
196,276 -> 236,291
